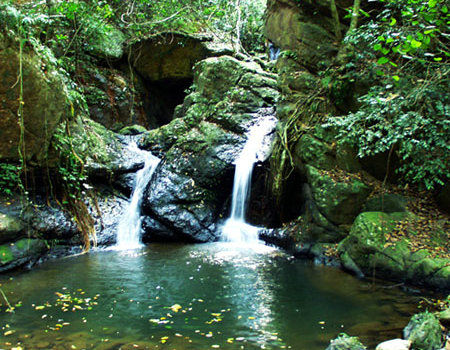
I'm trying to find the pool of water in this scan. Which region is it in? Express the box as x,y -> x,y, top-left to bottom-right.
0,243 -> 419,349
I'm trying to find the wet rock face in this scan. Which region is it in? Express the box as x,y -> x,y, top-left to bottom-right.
0,32 -> 69,162
82,67 -> 150,131
141,56 -> 279,242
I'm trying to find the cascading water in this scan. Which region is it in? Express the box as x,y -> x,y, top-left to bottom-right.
116,141 -> 160,250
221,116 -> 277,243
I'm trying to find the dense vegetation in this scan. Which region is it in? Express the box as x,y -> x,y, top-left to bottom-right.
327,0 -> 449,190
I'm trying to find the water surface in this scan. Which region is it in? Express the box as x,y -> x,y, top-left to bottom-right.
0,243 -> 418,349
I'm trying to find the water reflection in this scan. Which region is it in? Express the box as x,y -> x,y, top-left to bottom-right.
0,243 -> 418,349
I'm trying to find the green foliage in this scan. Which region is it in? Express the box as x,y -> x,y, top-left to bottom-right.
327,0 -> 450,191
325,70 -> 449,190
0,163 -> 22,196
347,0 -> 449,68
52,125 -> 87,199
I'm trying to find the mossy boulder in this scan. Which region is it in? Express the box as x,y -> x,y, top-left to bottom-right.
52,117 -> 145,182
403,312 -> 443,350
131,32 -> 232,82
87,25 -> 125,60
119,125 -> 148,136
0,30 -> 70,163
0,213 -> 24,244
326,333 -> 366,350
141,56 -> 279,242
0,238 -> 47,272
306,165 -> 372,225
265,0 -> 338,71
339,212 -> 450,290
294,134 -> 336,170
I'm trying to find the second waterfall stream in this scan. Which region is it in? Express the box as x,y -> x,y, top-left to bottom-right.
116,141 -> 160,250
221,116 -> 277,243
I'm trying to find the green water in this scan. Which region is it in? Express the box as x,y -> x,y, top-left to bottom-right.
0,243 -> 418,349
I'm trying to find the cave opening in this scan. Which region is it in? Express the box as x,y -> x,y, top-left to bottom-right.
143,78 -> 193,127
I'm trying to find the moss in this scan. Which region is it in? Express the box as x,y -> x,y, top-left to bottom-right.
0,244 -> 13,264
403,312 -> 443,350
306,165 -> 372,225
326,333 -> 366,350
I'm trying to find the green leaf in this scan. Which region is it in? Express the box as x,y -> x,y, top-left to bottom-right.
390,18 -> 397,26
377,57 -> 389,64
373,43 -> 382,51
392,75 -> 400,81
428,0 -> 437,8
410,39 -> 422,48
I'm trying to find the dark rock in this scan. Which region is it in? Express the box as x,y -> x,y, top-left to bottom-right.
403,312 -> 443,350
143,167 -> 220,242
23,204 -> 78,240
436,183 -> 450,213
83,67 -> 151,130
259,227 -> 294,249
142,216 -> 178,242
87,189 -> 129,246
141,56 -> 279,242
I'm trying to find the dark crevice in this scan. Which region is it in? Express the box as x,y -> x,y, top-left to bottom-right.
143,78 -> 192,127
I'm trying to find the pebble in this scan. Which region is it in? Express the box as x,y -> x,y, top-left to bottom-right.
375,339 -> 412,350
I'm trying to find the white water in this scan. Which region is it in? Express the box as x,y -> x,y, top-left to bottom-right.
221,117 -> 277,243
116,142 -> 160,250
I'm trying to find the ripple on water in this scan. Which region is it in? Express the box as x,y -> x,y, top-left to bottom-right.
0,243 -> 419,349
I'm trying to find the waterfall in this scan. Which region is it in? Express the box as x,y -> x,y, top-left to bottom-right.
221,116 -> 277,243
116,142 -> 160,250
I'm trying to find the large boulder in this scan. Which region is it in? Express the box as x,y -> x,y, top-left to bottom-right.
338,212 -> 450,290
265,0 -> 341,71
141,56 -> 279,242
0,238 -> 48,272
82,66 -> 151,131
0,28 -> 70,163
306,165 -> 372,225
130,32 -> 232,82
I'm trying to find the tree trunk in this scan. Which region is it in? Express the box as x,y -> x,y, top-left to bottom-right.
348,0 -> 361,33
337,0 -> 361,63
330,0 -> 342,41
235,0 -> 242,53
